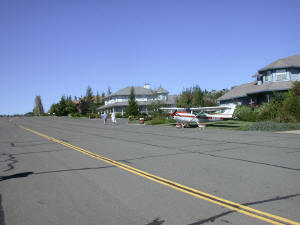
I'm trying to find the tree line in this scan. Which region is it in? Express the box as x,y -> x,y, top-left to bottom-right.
176,85 -> 228,107
32,85 -> 107,117
31,85 -> 229,117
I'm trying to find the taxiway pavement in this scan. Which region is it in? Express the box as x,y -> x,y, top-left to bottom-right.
0,117 -> 299,225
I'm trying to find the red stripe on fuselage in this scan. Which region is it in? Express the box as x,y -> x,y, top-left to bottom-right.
175,114 -> 195,118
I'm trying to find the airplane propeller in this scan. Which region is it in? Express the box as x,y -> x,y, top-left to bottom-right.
170,109 -> 177,117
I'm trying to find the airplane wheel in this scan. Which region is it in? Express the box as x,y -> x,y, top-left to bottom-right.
176,124 -> 181,128
198,124 -> 206,129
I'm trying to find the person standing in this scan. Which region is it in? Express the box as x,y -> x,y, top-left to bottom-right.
111,112 -> 116,125
102,112 -> 107,125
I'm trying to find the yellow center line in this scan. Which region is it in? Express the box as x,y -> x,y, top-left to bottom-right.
17,124 -> 300,225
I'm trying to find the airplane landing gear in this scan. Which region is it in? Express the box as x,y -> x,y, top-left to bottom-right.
198,123 -> 206,130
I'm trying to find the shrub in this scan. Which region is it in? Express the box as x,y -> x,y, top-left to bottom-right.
233,105 -> 258,122
71,112 -> 81,118
89,114 -> 96,119
115,113 -> 122,118
253,102 -> 280,121
282,92 -> 300,122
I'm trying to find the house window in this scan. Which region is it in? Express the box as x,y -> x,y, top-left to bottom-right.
291,74 -> 300,81
265,75 -> 272,82
276,74 -> 282,81
264,71 -> 272,82
275,69 -> 288,81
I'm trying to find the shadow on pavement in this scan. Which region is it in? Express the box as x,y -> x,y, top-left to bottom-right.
0,165 -> 115,182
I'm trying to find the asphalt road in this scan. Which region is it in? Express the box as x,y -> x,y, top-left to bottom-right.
0,117 -> 299,225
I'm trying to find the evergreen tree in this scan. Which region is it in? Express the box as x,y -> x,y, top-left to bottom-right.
65,95 -> 76,115
59,96 -> 67,115
95,91 -> 101,107
33,95 -> 44,116
191,85 -> 203,107
101,91 -> 106,105
49,103 -> 58,115
78,99 -> 89,114
86,85 -> 95,113
125,87 -> 139,116
49,95 -> 76,116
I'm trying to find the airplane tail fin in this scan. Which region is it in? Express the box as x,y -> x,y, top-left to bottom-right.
221,104 -> 236,118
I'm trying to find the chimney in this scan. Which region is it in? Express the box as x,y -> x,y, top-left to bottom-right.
144,83 -> 151,89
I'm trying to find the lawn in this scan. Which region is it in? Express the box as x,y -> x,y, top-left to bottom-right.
205,120 -> 252,130
130,118 -> 300,132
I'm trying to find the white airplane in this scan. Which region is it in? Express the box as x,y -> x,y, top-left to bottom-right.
161,104 -> 236,128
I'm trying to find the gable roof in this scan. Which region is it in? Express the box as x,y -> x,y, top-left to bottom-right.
106,85 -> 170,98
258,54 -> 300,73
109,86 -> 154,97
156,86 -> 169,94
218,81 -> 294,101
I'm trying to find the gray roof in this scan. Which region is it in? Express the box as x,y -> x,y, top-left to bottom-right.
105,85 -> 170,99
110,86 -> 154,97
258,54 -> 300,73
98,95 -> 177,110
218,81 -> 294,101
156,86 -> 169,94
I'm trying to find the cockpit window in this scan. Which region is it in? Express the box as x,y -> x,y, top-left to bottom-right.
184,108 -> 191,113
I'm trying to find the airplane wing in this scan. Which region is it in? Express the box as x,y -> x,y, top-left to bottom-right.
189,106 -> 232,112
161,104 -> 236,112
160,107 -> 185,111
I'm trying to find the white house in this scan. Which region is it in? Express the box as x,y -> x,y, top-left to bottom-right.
97,84 -> 177,114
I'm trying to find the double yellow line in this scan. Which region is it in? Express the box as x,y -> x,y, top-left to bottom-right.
18,124 -> 299,225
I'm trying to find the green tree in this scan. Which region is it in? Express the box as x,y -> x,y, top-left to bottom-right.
191,85 -> 203,107
95,91 -> 101,107
125,87 -> 139,116
65,96 -> 76,115
49,103 -> 59,115
33,95 -> 44,116
291,81 -> 300,96
78,100 -> 89,115
281,82 -> 300,122
49,95 -> 76,116
86,85 -> 95,114
148,101 -> 164,118
176,88 -> 192,107
176,85 -> 204,107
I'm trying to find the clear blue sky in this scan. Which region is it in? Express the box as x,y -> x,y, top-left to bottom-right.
1,0 -> 299,114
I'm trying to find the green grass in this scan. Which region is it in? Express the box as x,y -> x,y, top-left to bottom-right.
128,119 -> 141,124
130,118 -> 300,132
205,120 -> 252,130
145,118 -> 176,125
